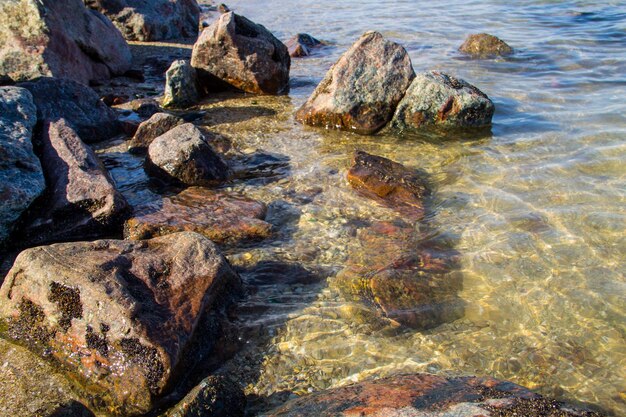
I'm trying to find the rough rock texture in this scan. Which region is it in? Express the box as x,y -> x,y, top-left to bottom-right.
459,33 -> 513,58
20,77 -> 121,142
191,12 -> 290,95
0,232 -> 241,416
165,375 -> 245,417
295,31 -> 415,134
0,87 -> 45,246
128,112 -> 184,154
347,151 -> 428,220
146,123 -> 230,186
391,71 -> 494,130
268,373 -> 603,417
0,0 -> 131,85
20,119 -> 128,245
285,33 -> 322,57
125,187 -> 271,244
163,60 -> 199,108
85,0 -> 201,42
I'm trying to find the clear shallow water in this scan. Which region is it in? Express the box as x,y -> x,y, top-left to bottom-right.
112,1 -> 625,414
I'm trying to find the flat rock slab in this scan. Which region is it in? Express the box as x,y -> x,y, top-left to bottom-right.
0,232 -> 240,416
459,33 -> 513,58
125,187 -> 271,244
295,31 -> 414,134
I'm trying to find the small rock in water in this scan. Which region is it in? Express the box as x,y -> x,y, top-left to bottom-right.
163,60 -> 200,109
116,97 -> 161,118
285,33 -> 322,57
391,71 -> 494,130
459,33 -> 514,57
295,31 -> 415,134
128,112 -> 185,154
164,375 -> 245,417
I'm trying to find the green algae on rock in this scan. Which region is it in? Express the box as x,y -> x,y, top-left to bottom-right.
163,60 -> 199,109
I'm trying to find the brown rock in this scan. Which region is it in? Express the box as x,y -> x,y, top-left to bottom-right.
0,232 -> 241,416
116,98 -> 161,118
128,112 -> 184,154
285,33 -> 322,57
164,375 -> 245,417
295,31 -> 414,134
459,33 -> 513,58
125,187 -> 271,244
191,12 -> 290,95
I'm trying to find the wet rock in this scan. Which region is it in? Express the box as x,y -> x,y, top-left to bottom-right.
391,71 -> 494,130
347,151 -> 428,220
268,373 -> 603,416
285,33 -> 322,57
116,98 -> 161,118
125,186 -> 271,244
85,0 -> 201,41
0,87 -> 45,247
163,60 -> 199,109
0,232 -> 241,416
191,12 -> 290,95
295,31 -> 414,134
146,123 -> 231,186
128,112 -> 184,154
217,3 -> 230,14
459,33 -> 513,58
19,119 -> 128,246
20,77 -> 121,142
0,0 -> 131,85
165,375 -> 245,417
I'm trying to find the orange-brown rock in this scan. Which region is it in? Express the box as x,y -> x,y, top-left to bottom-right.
459,33 -> 513,58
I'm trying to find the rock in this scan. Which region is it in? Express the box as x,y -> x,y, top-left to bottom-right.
20,77 -> 121,142
391,71 -> 495,130
163,60 -> 199,109
459,33 -> 513,58
19,119 -> 128,246
0,232 -> 241,416
217,3 -> 230,14
0,0 -> 131,85
165,375 -> 245,417
0,87 -> 45,247
125,187 -> 271,244
128,112 -> 184,154
347,151 -> 428,220
285,33 -> 322,57
116,98 -> 161,118
295,31 -> 415,134
85,0 -> 201,42
191,12 -> 290,95
268,373 -> 603,416
146,123 -> 230,186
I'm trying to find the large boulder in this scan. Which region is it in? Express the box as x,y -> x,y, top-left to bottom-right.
19,119 -> 128,245
128,112 -> 184,154
0,232 -> 241,416
163,60 -> 199,109
459,33 -> 513,58
20,77 -> 121,142
0,0 -> 131,85
125,187 -> 271,244
391,71 -> 495,130
295,31 -> 414,134
268,373 -> 603,416
145,123 -> 230,186
191,12 -> 290,95
0,87 -> 45,247
85,0 -> 201,41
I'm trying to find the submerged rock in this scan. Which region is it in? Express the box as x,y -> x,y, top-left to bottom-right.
285,33 -> 322,57
125,187 -> 271,244
163,60 -> 199,109
268,373 -> 603,416
20,77 -> 121,142
191,12 -> 290,95
391,71 -> 494,130
128,112 -> 184,153
295,31 -> 414,134
459,33 -> 513,58
0,232 -> 241,416
145,123 -> 231,186
0,0 -> 131,84
165,375 -> 245,417
0,87 -> 45,247
19,119 -> 128,245
85,0 -> 201,41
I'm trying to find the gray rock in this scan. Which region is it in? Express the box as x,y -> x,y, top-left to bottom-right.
163,60 -> 199,109
128,112 -> 184,154
20,77 -> 121,142
191,12 -> 290,95
165,375 -> 245,417
0,0 -> 131,85
459,33 -> 513,58
85,0 -> 201,41
295,31 -> 415,134
391,71 -> 494,130
0,87 -> 45,247
146,123 -> 230,186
